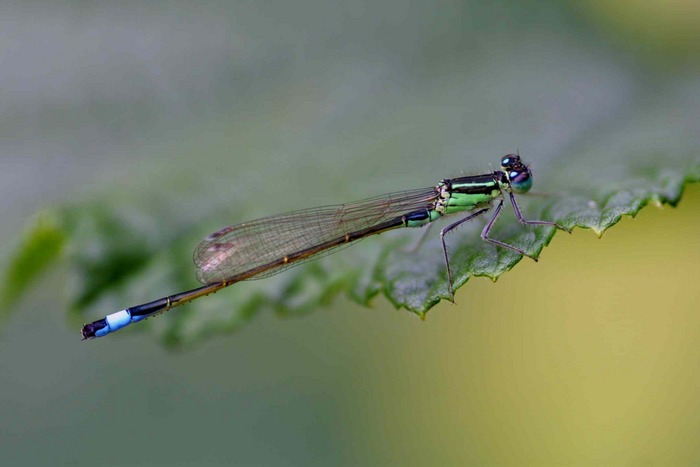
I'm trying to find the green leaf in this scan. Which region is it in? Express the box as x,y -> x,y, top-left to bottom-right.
1,212 -> 66,312
8,155 -> 697,346
4,1 -> 700,346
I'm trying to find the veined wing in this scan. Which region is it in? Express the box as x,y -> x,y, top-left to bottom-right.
193,187 -> 438,284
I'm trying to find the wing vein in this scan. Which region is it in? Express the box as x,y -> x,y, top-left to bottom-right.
193,187 -> 438,284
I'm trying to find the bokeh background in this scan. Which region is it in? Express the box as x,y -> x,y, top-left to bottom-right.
2,0 -> 699,465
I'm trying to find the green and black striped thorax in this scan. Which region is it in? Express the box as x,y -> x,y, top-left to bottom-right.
431,154 -> 533,218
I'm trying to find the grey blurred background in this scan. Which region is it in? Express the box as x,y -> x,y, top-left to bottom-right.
1,1 -> 699,465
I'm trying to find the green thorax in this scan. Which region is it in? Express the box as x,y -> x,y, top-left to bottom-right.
437,173 -> 504,216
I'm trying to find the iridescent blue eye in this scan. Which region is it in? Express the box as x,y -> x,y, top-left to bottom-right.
510,169 -> 532,193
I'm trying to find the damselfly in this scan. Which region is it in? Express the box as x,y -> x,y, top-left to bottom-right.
81,154 -> 569,339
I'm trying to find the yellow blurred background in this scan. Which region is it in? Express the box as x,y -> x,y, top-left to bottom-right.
326,185 -> 700,464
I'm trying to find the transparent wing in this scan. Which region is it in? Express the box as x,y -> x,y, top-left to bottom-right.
193,187 -> 439,284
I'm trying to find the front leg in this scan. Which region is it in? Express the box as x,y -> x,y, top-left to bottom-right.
508,192 -> 571,233
480,200 -> 539,261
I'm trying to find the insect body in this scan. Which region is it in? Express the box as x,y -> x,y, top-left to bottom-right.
81,154 -> 568,339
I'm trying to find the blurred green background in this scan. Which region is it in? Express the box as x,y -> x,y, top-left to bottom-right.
1,0 -> 699,465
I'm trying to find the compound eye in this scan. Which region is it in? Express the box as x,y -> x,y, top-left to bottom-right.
509,169 -> 532,193
501,154 -> 520,168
